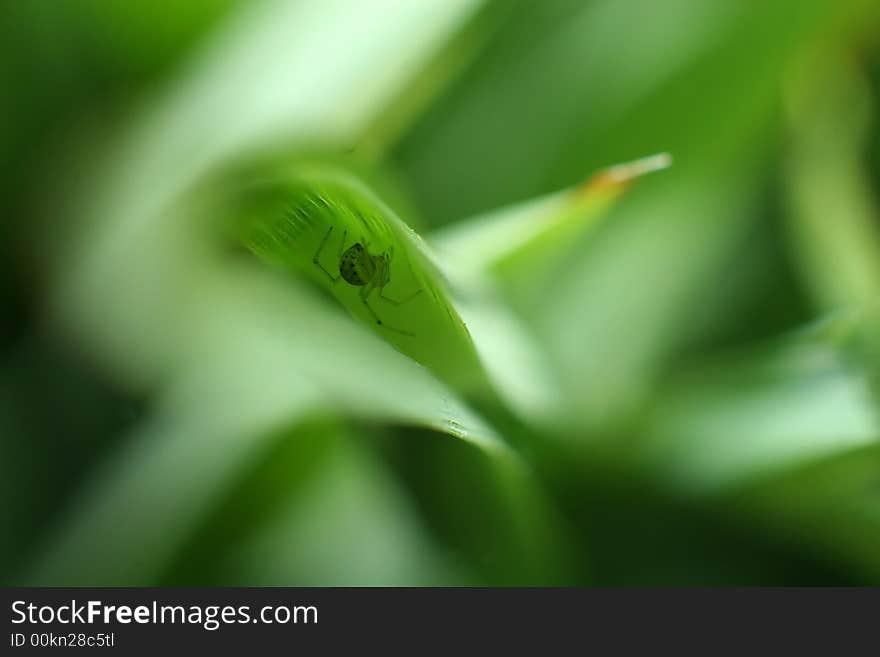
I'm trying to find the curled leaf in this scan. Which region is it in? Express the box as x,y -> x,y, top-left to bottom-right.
225,165 -> 489,395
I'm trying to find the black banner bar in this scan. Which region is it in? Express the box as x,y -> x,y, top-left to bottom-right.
2,588 -> 877,652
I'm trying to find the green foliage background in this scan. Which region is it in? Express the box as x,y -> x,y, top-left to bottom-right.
3,0 -> 880,585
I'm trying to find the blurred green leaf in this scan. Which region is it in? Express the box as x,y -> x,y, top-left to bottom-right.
734,443 -> 880,581
432,154 -> 671,284
637,321 -> 879,493
208,427 -> 471,586
784,51 -> 880,311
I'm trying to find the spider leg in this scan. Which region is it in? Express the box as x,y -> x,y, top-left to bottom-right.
338,228 -> 348,260
360,285 -> 414,337
312,226 -> 346,283
378,286 -> 422,306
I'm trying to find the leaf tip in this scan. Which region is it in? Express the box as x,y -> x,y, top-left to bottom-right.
607,152 -> 673,180
578,152 -> 673,196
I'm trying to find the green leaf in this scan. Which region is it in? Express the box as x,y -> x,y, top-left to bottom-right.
432,153 -> 672,296
29,414 -> 471,585
637,320 -> 880,493
784,51 -> 880,311
427,155 -> 672,423
27,270 -> 513,584
228,164 -> 488,395
210,427 -> 471,586
735,443 -> 880,581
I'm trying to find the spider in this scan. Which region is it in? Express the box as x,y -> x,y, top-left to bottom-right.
312,225 -> 421,335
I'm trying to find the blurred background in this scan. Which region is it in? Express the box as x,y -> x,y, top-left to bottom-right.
3,0 -> 880,585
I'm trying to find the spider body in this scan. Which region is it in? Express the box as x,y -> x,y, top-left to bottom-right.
312,226 -> 419,335
340,243 -> 385,287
